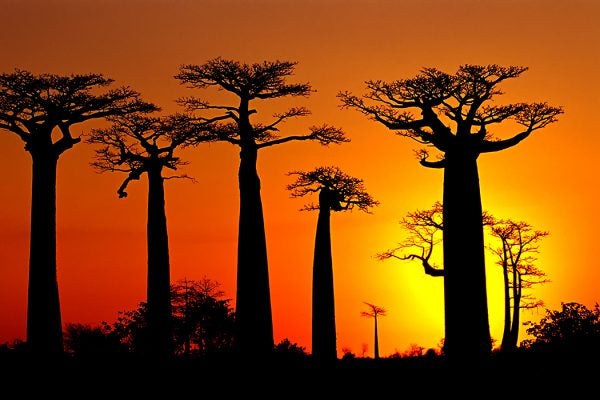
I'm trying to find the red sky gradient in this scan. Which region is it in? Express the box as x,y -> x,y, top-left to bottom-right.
0,0 -> 599,356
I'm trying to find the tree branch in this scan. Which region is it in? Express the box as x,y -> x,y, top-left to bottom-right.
257,125 -> 347,148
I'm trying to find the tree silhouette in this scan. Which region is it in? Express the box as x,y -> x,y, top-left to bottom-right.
522,302 -> 600,353
87,113 -> 212,357
378,202 -> 445,277
0,70 -> 154,354
488,219 -> 549,351
176,59 -> 348,355
340,65 -> 563,361
102,279 -> 235,356
287,166 -> 377,362
361,302 -> 386,359
63,323 -> 126,356
170,278 -> 235,356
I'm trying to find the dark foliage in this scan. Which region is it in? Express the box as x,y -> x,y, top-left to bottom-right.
521,302 -> 600,353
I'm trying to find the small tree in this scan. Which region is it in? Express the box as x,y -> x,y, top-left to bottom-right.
288,166 -> 377,362
170,278 -> 235,356
361,302 -> 386,359
107,280 -> 235,355
378,202 -> 445,277
488,219 -> 549,351
340,65 -> 563,361
0,70 -> 154,354
176,59 -> 347,355
63,323 -> 126,356
87,113 -> 212,357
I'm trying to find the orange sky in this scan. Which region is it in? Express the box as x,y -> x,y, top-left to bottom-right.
0,0 -> 599,357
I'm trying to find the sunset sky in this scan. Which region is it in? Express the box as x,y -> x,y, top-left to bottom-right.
0,0 -> 598,357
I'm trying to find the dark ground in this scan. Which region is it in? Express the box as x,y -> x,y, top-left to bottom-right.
0,351 -> 596,395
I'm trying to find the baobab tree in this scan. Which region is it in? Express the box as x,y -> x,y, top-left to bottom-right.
361,302 -> 386,359
287,166 -> 377,362
378,202 -> 493,276
176,59 -> 347,354
488,219 -> 549,351
87,113 -> 212,357
340,65 -> 563,360
378,202 -> 445,278
0,70 -> 154,354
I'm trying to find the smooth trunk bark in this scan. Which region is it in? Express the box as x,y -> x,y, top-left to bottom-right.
500,259 -> 512,351
508,272 -> 521,349
146,167 -> 171,357
442,147 -> 491,362
27,151 -> 63,354
311,190 -> 337,362
235,144 -> 273,355
374,316 -> 380,360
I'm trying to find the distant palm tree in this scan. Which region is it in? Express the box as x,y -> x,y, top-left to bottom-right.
361,302 -> 386,359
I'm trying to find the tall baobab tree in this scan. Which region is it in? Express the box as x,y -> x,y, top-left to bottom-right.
340,65 -> 563,361
87,113 -> 212,357
287,166 -> 377,362
0,70 -> 154,354
361,302 -> 386,359
488,219 -> 549,351
176,59 -> 347,354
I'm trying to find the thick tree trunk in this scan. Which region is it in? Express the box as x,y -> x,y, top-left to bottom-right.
500,259 -> 512,351
146,167 -> 171,357
235,144 -> 273,355
311,189 -> 337,362
442,148 -> 491,362
374,316 -> 380,360
27,151 -> 63,354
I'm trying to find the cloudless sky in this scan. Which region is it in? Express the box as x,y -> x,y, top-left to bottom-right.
0,0 -> 598,356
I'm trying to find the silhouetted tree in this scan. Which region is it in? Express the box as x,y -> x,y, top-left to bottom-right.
522,302 -> 600,353
170,278 -> 235,356
403,343 -> 426,358
378,202 -> 445,277
0,70 -> 154,354
361,302 -> 386,359
107,280 -> 235,355
87,113 -> 212,357
287,166 -> 377,362
176,59 -> 348,355
489,219 -> 549,351
63,323 -> 126,356
109,303 -> 149,353
273,338 -> 309,365
340,65 -> 563,361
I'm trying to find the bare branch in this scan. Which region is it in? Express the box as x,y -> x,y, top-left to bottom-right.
258,125 -> 348,148
480,103 -> 563,153
361,302 -> 387,318
87,112 -> 198,197
416,149 -> 446,169
378,202 -> 445,277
